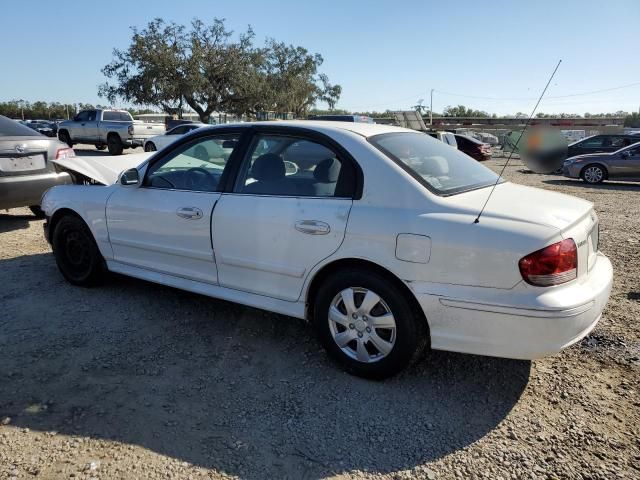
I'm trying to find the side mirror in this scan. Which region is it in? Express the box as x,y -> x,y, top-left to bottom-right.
120,168 -> 140,186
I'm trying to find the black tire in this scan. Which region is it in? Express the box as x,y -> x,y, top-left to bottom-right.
96,144 -> 106,151
581,164 -> 606,184
107,134 -> 124,155
29,205 -> 46,219
144,142 -> 156,152
52,215 -> 106,286
58,130 -> 72,148
313,268 -> 428,379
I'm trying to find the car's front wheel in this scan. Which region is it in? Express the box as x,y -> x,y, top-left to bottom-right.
144,142 -> 156,152
52,215 -> 106,286
581,164 -> 606,184
313,269 -> 428,379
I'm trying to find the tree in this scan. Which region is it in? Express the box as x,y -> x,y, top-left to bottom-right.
99,18 -> 341,122
442,105 -> 489,117
624,112 -> 640,128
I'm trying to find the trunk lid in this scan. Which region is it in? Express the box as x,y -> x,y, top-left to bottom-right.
452,182 -> 598,279
0,137 -> 50,176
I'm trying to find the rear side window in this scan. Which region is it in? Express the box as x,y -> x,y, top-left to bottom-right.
370,132 -> 500,196
235,135 -> 349,197
103,111 -> 118,121
0,116 -> 41,136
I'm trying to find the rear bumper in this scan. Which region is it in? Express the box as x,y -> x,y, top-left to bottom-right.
0,171 -> 71,210
409,253 -> 613,359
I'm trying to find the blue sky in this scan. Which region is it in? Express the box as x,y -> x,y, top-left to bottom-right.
1,0 -> 639,115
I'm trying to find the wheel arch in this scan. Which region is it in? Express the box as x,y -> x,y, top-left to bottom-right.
305,257 -> 430,332
48,207 -> 85,243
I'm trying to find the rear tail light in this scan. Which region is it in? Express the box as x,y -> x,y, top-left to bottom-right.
55,147 -> 75,160
519,238 -> 577,286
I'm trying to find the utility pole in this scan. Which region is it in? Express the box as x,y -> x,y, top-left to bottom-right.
429,89 -> 433,126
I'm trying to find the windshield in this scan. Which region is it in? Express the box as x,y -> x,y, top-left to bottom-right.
369,132 -> 501,195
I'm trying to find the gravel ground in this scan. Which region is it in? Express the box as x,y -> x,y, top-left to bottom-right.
0,151 -> 638,479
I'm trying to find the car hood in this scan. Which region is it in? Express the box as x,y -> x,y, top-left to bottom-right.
449,181 -> 593,231
52,152 -> 153,185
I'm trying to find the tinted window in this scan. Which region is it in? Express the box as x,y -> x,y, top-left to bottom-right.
236,135 -> 343,197
370,132 -> 500,195
0,116 -> 42,136
119,112 -> 131,121
145,134 -> 240,192
87,110 -> 97,121
102,111 -> 119,121
75,111 -> 90,122
579,136 -> 603,148
168,126 -> 187,135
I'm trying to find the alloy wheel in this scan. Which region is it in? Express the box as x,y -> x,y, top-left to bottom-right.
584,166 -> 603,183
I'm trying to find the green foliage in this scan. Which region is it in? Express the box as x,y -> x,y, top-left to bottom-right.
442,105 -> 490,117
624,112 -> 640,128
99,18 -> 341,122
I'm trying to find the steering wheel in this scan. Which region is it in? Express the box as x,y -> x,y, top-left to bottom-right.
185,167 -> 217,191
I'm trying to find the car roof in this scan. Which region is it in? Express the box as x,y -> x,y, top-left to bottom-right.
199,120 -> 413,138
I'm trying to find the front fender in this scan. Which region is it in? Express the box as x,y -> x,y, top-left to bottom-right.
41,184 -> 116,260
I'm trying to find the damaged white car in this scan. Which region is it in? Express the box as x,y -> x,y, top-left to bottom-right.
42,122 -> 613,378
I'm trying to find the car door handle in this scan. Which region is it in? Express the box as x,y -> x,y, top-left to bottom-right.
295,220 -> 330,235
176,207 -> 203,220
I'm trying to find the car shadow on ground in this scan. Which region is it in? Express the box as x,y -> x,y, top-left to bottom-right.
543,179 -> 640,191
0,253 -> 531,479
0,212 -> 35,233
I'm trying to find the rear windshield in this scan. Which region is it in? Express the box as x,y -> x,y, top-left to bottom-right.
369,132 -> 501,196
0,116 -> 43,137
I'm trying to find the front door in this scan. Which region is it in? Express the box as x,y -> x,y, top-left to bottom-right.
212,132 -> 356,301
608,145 -> 640,178
106,132 -> 243,284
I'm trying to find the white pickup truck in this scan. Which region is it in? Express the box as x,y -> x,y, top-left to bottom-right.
57,109 -> 165,155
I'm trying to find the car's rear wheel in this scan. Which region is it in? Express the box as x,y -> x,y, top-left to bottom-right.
29,205 -> 46,219
58,130 -> 72,148
52,215 -> 106,286
581,164 -> 605,184
144,142 -> 156,152
107,134 -> 124,155
313,269 -> 428,379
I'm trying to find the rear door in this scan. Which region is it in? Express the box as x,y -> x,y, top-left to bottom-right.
608,144 -> 640,177
211,128 -> 357,301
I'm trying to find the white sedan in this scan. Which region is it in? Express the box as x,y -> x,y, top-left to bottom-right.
143,123 -> 205,152
42,121 -> 612,378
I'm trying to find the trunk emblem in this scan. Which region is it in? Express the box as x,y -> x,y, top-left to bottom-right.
15,144 -> 27,153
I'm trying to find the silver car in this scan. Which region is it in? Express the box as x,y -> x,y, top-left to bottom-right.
562,141 -> 640,184
0,116 -> 73,217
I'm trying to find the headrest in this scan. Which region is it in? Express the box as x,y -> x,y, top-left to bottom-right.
251,154 -> 285,181
313,158 -> 340,183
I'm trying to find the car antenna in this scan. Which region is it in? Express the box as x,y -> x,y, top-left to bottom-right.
473,59 -> 562,224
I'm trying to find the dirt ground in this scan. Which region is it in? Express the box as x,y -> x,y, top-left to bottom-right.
0,148 -> 638,479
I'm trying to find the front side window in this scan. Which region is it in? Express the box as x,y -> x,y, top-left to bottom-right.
235,135 -> 344,197
369,132 -> 500,195
75,111 -> 89,122
144,134 -> 240,192
168,126 -> 187,135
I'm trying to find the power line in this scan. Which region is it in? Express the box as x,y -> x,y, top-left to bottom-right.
434,81 -> 640,101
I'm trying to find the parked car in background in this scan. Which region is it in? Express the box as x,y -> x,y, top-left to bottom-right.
0,115 -> 73,216
427,131 -> 457,148
454,134 -> 491,161
566,134 -> 637,158
57,109 -> 165,155
43,121 -> 611,378
308,114 -> 374,123
29,121 -> 58,137
562,142 -> 640,184
144,123 -> 205,152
